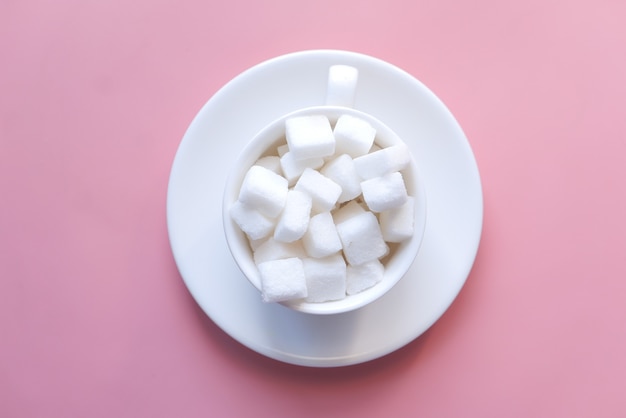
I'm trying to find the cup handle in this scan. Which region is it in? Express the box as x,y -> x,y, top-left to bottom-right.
325,65 -> 359,108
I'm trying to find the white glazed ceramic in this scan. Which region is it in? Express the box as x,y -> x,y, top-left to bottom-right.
222,103 -> 427,315
167,50 -> 483,367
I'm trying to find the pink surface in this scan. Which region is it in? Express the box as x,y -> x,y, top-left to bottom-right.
2,0 -> 625,417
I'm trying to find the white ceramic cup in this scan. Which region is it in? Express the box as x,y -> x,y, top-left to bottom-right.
222,65 -> 427,315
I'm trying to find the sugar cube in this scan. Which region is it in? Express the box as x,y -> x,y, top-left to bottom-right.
254,155 -> 282,175
253,237 -> 306,264
285,115 -> 335,160
320,154 -> 362,203
280,151 -> 324,186
361,171 -> 408,212
294,168 -> 342,213
229,200 -> 275,241
346,260 -> 384,295
303,254 -> 347,302
336,211 -> 389,266
258,258 -> 307,303
353,143 -> 411,180
332,200 -> 366,225
379,196 -> 415,242
333,115 -> 376,158
274,190 -> 312,243
302,212 -> 342,258
238,165 -> 288,218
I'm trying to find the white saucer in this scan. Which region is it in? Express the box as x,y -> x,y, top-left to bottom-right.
166,50 -> 483,367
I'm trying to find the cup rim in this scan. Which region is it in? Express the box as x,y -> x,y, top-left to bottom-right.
222,105 -> 427,315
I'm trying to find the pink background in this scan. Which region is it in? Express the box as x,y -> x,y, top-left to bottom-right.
2,0 -> 625,417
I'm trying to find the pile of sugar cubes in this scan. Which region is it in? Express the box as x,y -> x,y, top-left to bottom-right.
229,113 -> 415,304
